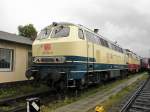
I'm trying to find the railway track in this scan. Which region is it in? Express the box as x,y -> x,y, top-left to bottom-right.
0,86 -> 80,112
0,89 -> 54,112
120,76 -> 150,112
0,74 -> 145,112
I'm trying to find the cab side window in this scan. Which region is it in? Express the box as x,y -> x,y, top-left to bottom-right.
78,29 -> 84,40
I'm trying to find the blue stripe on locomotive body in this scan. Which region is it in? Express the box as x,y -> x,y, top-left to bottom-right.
68,62 -> 128,79
32,56 -> 127,80
65,56 -> 95,62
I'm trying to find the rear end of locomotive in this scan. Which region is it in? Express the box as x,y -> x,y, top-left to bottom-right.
126,50 -> 140,73
25,22 -> 87,89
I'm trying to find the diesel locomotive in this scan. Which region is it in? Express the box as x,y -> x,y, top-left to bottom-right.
126,49 -> 141,73
25,22 -> 140,89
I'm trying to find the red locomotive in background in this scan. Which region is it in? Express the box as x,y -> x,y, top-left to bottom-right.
141,58 -> 150,73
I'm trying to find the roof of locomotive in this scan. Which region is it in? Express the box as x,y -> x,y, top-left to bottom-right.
45,22 -> 76,28
125,49 -> 139,58
44,22 -> 124,50
78,24 -> 124,49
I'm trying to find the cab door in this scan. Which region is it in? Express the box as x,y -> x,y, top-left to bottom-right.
78,28 -> 94,72
87,42 -> 94,71
85,31 -> 94,72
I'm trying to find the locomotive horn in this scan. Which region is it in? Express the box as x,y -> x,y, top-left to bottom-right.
94,29 -> 99,33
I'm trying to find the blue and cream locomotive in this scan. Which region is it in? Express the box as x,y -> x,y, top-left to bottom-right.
26,22 -> 129,89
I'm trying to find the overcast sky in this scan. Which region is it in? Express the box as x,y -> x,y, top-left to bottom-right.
0,0 -> 150,57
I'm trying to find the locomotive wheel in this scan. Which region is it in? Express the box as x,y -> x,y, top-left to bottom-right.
55,80 -> 66,91
59,80 -> 66,90
55,80 -> 67,98
47,79 -> 54,88
32,73 -> 41,87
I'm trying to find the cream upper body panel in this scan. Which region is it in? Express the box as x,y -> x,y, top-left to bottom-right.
127,52 -> 140,65
32,25 -> 87,57
93,43 -> 126,65
82,25 -> 127,65
32,22 -> 128,65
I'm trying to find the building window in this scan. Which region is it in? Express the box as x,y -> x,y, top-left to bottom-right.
0,48 -> 13,71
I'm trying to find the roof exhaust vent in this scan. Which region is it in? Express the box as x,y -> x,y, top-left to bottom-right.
94,29 -> 99,33
52,22 -> 58,26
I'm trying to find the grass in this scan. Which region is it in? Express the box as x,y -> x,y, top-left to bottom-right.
0,84 -> 49,99
0,83 -> 50,111
87,72 -> 149,112
41,72 -> 148,112
0,102 -> 25,111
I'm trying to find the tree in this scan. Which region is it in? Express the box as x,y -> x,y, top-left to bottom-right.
18,24 -> 37,40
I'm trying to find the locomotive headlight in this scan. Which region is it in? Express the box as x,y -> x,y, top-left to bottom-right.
54,57 -> 66,63
33,57 -> 41,63
32,57 -> 36,63
32,56 -> 66,63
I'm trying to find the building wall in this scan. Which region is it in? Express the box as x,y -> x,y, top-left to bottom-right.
0,41 -> 31,83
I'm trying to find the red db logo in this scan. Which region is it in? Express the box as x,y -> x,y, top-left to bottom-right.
43,44 -> 51,51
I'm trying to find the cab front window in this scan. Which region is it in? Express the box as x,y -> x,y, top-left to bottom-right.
36,28 -> 51,39
51,26 -> 70,38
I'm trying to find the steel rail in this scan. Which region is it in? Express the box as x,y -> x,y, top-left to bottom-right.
0,89 -> 52,112
0,89 -> 51,105
119,76 -> 150,112
4,105 -> 26,112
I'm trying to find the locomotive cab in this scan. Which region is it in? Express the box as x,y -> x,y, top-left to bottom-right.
26,22 -> 87,89
32,22 -> 86,59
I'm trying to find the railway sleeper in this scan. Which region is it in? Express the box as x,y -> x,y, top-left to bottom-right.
131,104 -> 150,111
138,94 -> 150,98
135,99 -> 150,103
134,101 -> 150,107
137,96 -> 150,99
142,90 -> 150,93
140,92 -> 150,96
129,108 -> 144,112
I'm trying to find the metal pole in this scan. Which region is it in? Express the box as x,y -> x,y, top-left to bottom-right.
26,97 -> 40,112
